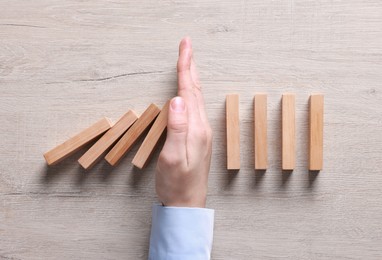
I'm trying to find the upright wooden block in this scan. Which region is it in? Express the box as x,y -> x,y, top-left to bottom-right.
105,104 -> 161,166
282,94 -> 295,170
226,94 -> 240,170
44,117 -> 113,165
254,94 -> 267,170
132,100 -> 170,169
309,94 -> 324,171
78,110 -> 138,170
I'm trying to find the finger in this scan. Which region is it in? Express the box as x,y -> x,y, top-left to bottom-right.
190,57 -> 201,88
161,96 -> 188,164
177,37 -> 201,125
177,37 -> 194,91
190,56 -> 209,126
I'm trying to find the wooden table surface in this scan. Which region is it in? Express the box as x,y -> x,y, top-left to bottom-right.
1,1 -> 382,259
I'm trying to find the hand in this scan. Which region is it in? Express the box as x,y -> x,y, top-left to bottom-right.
155,37 -> 212,208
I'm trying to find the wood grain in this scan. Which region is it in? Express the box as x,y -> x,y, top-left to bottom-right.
254,93 -> 267,170
43,117 -> 113,165
105,104 -> 160,166
226,94 -> 240,170
1,0 -> 382,259
78,110 -> 138,170
309,94 -> 324,171
132,100 -> 169,169
282,93 -> 296,170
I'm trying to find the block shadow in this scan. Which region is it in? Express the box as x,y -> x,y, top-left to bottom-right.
252,169 -> 266,188
280,170 -> 293,187
307,170 -> 319,189
225,169 -> 239,189
41,141 -> 96,185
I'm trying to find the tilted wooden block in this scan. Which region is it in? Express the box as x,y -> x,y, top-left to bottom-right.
226,94 -> 240,170
132,100 -> 170,169
282,93 -> 296,170
78,110 -> 138,170
44,117 -> 113,165
309,94 -> 324,171
105,103 -> 161,166
254,94 -> 267,170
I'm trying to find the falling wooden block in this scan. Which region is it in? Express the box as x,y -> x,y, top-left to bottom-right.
254,94 -> 267,170
309,94 -> 324,171
78,110 -> 138,170
226,94 -> 240,170
44,117 -> 113,165
282,93 -> 295,170
132,100 -> 170,169
105,104 -> 161,166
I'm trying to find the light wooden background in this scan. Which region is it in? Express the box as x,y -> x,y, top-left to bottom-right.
1,0 -> 382,259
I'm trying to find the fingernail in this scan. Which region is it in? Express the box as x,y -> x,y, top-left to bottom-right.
171,97 -> 185,112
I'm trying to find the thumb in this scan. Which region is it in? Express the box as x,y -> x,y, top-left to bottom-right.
163,96 -> 188,159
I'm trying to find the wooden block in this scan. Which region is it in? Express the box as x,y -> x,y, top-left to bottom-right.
226,94 -> 240,170
282,93 -> 296,170
309,94 -> 324,171
132,100 -> 170,169
44,117 -> 113,165
254,94 -> 267,170
78,110 -> 138,170
105,104 -> 161,166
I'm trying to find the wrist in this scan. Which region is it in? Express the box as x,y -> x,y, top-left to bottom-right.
162,197 -> 206,208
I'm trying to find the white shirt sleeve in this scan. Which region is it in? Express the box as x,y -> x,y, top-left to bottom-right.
148,204 -> 214,260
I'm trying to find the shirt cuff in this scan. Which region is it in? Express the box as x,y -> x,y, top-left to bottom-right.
149,204 -> 214,260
